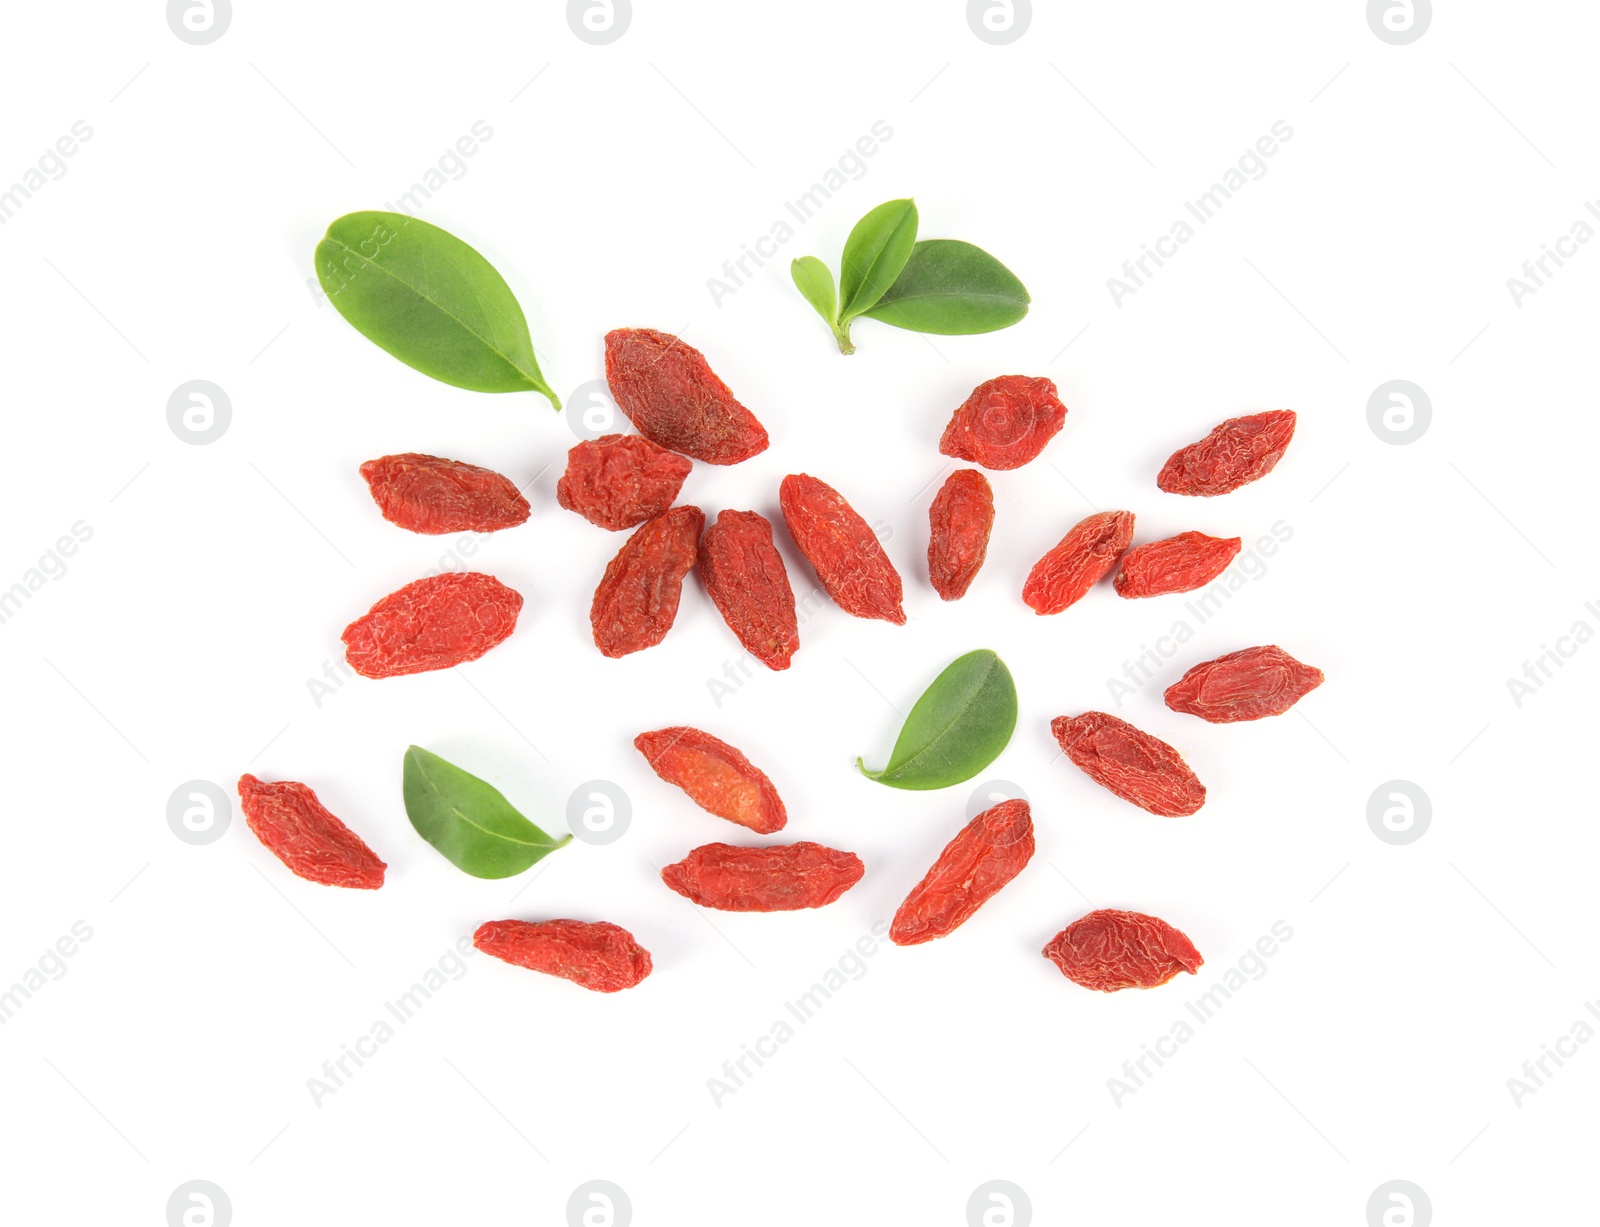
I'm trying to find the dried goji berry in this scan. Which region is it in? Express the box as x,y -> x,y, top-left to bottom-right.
927,469 -> 994,601
590,505 -> 705,658
1113,531 -> 1242,598
359,453 -> 530,535
779,473 -> 905,624
890,799 -> 1035,946
342,572 -> 523,678
661,842 -> 864,911
1158,410 -> 1296,496
473,919 -> 652,992
1042,909 -> 1203,992
556,434 -> 693,531
237,774 -> 386,889
698,510 -> 799,670
635,727 -> 787,833
1021,510 -> 1134,615
938,375 -> 1067,470
1164,645 -> 1324,723
1052,712 -> 1205,816
604,328 -> 769,465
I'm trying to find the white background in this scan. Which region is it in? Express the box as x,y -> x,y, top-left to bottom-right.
0,2 -> 1593,1224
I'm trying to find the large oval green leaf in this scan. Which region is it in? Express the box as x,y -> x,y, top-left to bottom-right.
858,650 -> 1018,790
860,239 -> 1029,336
315,211 -> 560,407
837,198 -> 919,326
403,746 -> 571,878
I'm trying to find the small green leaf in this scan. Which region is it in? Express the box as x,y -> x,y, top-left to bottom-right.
858,650 -> 1018,790
861,239 -> 1030,336
790,255 -> 842,342
835,199 -> 919,354
403,746 -> 571,878
315,211 -> 560,408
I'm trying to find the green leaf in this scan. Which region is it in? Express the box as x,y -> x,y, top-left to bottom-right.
860,239 -> 1030,336
790,256 -> 839,330
402,746 -> 571,878
858,650 -> 1018,790
835,200 -> 919,353
315,211 -> 560,408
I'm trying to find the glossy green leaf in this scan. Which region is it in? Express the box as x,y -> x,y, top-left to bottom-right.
860,239 -> 1030,336
315,211 -> 560,408
858,650 -> 1018,790
790,255 -> 839,335
837,198 -> 919,331
403,746 -> 571,878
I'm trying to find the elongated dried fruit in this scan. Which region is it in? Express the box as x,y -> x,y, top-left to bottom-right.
604,328 -> 769,464
1022,510 -> 1134,615
699,510 -> 799,670
635,727 -> 787,833
360,453 -> 530,534
779,473 -> 905,624
938,375 -> 1066,470
661,842 -> 864,911
556,434 -> 692,531
1114,532 -> 1242,599
1043,909 -> 1203,992
928,469 -> 994,600
237,774 -> 386,889
1164,645 -> 1324,723
342,572 -> 522,678
591,506 -> 705,658
474,919 -> 652,992
890,799 -> 1034,945
1158,410 -> 1296,496
1052,712 -> 1205,816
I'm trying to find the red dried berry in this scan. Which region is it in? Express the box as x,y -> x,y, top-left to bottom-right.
237,774 -> 386,889
556,434 -> 693,531
938,375 -> 1067,470
890,799 -> 1035,946
1158,410 -> 1296,496
1051,712 -> 1205,816
779,473 -> 905,624
635,727 -> 787,834
661,842 -> 864,912
359,453 -> 530,535
1043,909 -> 1203,992
474,919 -> 652,992
1164,645 -> 1325,723
604,328 -> 769,465
1113,531 -> 1242,598
590,505 -> 705,658
699,510 -> 799,670
928,469 -> 994,601
1021,510 -> 1135,615
342,572 -> 522,678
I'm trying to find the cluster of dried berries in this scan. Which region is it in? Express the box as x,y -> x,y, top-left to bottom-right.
241,315 -> 1322,998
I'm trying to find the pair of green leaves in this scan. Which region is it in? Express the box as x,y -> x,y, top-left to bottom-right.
403,746 -> 570,878
315,211 -> 561,409
859,650 -> 1018,790
792,199 -> 1031,354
